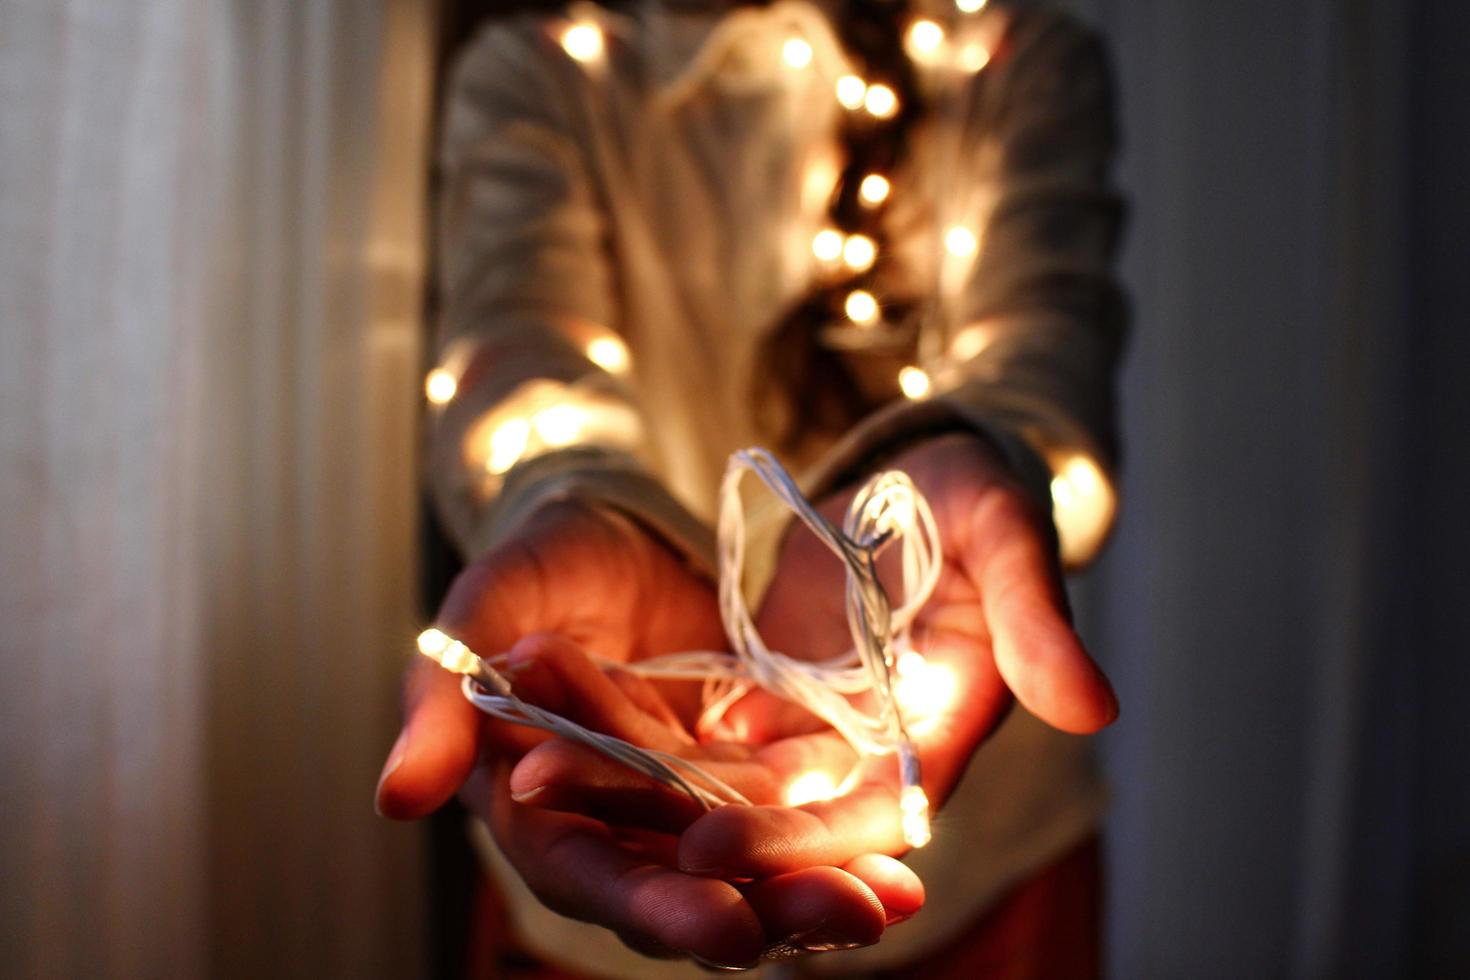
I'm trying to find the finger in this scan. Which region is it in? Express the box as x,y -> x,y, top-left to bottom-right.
375,655 -> 481,820
841,854 -> 925,924
679,780 -> 906,878
509,740 -> 712,833
489,768 -> 765,969
508,740 -> 829,834
962,490 -> 1119,734
509,731 -> 860,831
605,664 -> 691,734
612,825 -> 682,866
377,532 -> 550,820
893,624 -> 1010,796
709,688 -> 827,745
739,866 -> 885,953
507,634 -> 692,752
616,931 -> 685,961
752,731 -> 861,801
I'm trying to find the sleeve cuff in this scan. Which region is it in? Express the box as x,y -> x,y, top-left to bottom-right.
801,383 -> 1117,569
458,446 -> 718,579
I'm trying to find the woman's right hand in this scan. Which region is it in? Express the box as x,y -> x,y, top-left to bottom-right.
375,498 -> 725,820
374,500 -> 921,967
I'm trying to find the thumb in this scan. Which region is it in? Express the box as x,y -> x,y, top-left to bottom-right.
711,688 -> 826,746
376,529 -> 544,819
375,655 -> 481,819
963,491 -> 1118,734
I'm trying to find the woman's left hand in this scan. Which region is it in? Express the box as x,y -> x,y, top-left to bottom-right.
675,431 -> 1118,877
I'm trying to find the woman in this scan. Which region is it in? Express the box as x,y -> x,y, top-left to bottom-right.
379,0 -> 1125,974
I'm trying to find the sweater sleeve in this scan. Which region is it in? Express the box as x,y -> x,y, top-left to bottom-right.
426,16 -> 715,571
808,9 -> 1127,568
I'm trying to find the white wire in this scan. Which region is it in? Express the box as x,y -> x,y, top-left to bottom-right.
432,448 -> 942,819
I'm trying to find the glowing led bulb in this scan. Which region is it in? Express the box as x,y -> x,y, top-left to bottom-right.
424,368 -> 457,405
1048,452 -> 1115,567
560,21 -> 603,62
894,651 -> 958,721
958,42 -> 991,72
875,491 -> 917,537
900,785 -> 932,848
845,289 -> 879,325
533,403 -> 586,448
950,324 -> 991,361
417,628 -> 477,675
586,335 -> 630,374
858,173 -> 891,206
812,228 -> 844,262
782,36 -> 813,69
487,417 -> 530,474
842,234 -> 876,272
1050,453 -> 1106,516
785,770 -> 840,806
864,83 -> 898,119
896,650 -> 927,679
944,225 -> 978,258
905,19 -> 945,61
956,0 -> 987,13
1056,454 -> 1104,500
417,628 -> 450,657
836,74 -> 867,109
900,783 -> 929,814
898,365 -> 931,399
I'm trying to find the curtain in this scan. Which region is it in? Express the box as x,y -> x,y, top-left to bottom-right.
1050,0 -> 1470,975
1,0 -> 435,976
7,0 -> 1469,977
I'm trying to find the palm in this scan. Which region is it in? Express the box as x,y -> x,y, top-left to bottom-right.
377,437 -> 1115,965
442,499 -> 725,667
503,434 -> 1116,877
661,433 -> 1117,878
505,439 -> 1042,825
749,434 -> 1033,799
380,499 -> 923,966
376,499 -> 723,819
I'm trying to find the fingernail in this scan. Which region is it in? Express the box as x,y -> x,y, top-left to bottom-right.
790,927 -> 871,953
510,785 -> 546,804
796,935 -> 868,953
678,863 -> 729,878
690,954 -> 758,972
505,642 -> 541,671
374,730 -> 410,816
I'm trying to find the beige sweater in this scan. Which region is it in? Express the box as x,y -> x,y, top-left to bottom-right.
428,1 -> 1123,973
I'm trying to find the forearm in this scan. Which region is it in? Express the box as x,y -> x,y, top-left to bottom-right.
810,10 -> 1126,568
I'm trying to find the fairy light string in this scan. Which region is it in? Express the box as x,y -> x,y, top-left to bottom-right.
417,447 -> 943,848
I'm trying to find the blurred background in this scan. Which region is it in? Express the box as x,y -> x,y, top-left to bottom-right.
1,0 -> 1465,976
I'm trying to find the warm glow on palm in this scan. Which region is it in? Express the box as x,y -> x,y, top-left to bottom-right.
658,433 -> 1118,877
377,434 -> 1116,966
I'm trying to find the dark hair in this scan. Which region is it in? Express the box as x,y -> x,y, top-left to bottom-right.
752,0 -> 927,453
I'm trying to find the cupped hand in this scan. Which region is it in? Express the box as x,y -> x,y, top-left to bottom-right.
375,500 -> 923,966
513,433 -> 1117,879
375,499 -> 725,821
681,431 -> 1118,876
478,633 -> 925,967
